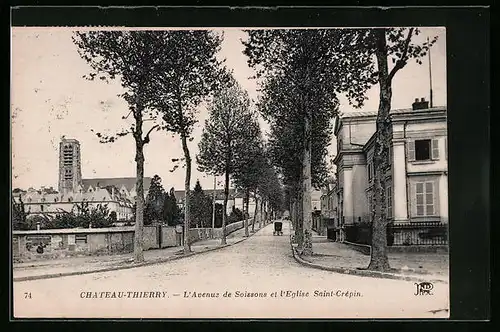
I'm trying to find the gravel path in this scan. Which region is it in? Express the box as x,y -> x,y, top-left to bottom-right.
13,220 -> 449,319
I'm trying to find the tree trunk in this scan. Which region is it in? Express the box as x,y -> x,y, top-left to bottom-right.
133,112 -> 145,263
244,189 -> 250,237
295,190 -> 304,249
368,28 -> 391,271
252,194 -> 257,232
221,165 -> 229,245
259,199 -> 263,229
302,113 -> 313,256
181,133 -> 192,254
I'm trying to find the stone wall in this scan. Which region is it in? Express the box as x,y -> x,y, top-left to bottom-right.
12,219 -> 261,261
13,227 -> 136,260
143,226 -> 159,250
161,226 -> 178,248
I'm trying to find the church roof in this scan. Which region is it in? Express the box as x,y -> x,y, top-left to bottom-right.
82,177 -> 152,193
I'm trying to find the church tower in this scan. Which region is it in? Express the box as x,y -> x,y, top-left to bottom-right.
58,137 -> 82,194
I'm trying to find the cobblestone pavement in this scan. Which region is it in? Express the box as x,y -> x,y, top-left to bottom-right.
13,220 -> 449,319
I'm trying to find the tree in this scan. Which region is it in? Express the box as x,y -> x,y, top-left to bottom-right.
197,75 -> 257,245
73,31 -> 171,262
245,30 -> 348,254
232,115 -> 267,236
244,28 -> 436,268
352,28 -> 437,270
12,196 -> 30,230
144,175 -> 166,225
190,180 -> 213,228
150,30 -> 226,254
163,187 -> 182,226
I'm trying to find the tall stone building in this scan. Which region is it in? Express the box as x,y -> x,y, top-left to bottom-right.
58,137 -> 82,195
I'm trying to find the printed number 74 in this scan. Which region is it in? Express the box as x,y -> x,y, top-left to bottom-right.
24,292 -> 32,299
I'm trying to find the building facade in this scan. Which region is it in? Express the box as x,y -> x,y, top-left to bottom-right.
15,137 -> 151,222
332,99 -> 448,242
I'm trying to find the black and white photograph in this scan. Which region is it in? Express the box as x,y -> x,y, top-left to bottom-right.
11,20 -> 450,318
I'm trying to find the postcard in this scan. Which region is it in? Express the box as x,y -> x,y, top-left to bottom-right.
11,24 -> 449,319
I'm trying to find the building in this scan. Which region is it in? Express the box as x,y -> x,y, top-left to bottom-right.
332,98 -> 448,243
15,137 -> 151,222
58,138 -> 82,195
319,179 -> 339,238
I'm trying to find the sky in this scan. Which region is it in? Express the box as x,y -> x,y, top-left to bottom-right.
11,27 -> 446,192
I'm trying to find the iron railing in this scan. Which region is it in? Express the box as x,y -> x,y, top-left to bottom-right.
343,221 -> 448,246
388,221 -> 448,246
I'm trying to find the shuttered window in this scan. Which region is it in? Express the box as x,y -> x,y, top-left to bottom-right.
407,140 -> 416,161
408,139 -> 440,161
386,186 -> 393,219
412,180 -> 438,217
431,139 -> 439,160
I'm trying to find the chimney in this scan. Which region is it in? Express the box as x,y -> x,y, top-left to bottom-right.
412,97 -> 430,110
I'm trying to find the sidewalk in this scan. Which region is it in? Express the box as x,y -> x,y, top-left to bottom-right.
13,222 -> 267,281
292,230 -> 449,283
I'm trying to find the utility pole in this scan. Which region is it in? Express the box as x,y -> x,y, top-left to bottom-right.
212,175 -> 216,230
428,36 -> 433,108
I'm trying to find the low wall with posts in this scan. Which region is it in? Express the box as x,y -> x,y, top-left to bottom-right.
189,219 -> 256,242
12,219 -> 264,261
12,225 -> 180,261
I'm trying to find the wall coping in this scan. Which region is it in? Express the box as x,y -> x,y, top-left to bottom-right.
13,219 -> 252,236
13,226 -> 136,235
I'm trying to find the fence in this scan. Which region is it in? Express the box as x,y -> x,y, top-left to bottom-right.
343,221 -> 448,246
387,221 -> 448,246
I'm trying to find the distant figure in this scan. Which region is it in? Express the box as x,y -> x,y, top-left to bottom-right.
36,243 -> 44,254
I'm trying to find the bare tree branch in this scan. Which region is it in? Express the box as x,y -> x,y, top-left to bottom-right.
388,28 -> 414,82
143,125 -> 159,145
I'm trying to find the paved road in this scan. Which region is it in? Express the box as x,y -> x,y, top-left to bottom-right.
13,221 -> 449,319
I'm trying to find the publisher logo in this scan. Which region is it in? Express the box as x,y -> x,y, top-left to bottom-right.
414,282 -> 434,296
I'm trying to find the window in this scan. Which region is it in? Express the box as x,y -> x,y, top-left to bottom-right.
386,186 -> 392,219
408,139 -> 439,161
368,162 -> 373,181
40,205 -> 44,212
415,181 -> 435,216
75,234 -> 87,244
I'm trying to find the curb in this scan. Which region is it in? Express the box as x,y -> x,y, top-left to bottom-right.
14,223 -> 269,282
290,241 -> 448,284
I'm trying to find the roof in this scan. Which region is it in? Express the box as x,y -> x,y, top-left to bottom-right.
334,107 -> 447,134
339,106 -> 447,120
82,177 -> 152,192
